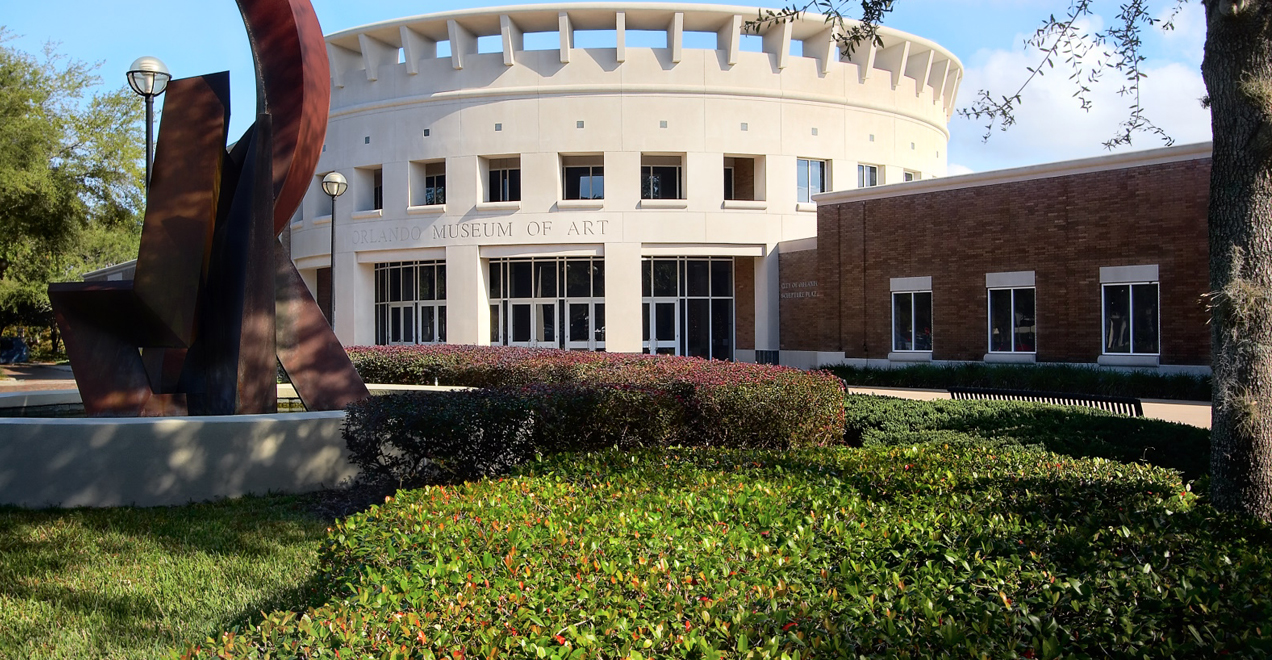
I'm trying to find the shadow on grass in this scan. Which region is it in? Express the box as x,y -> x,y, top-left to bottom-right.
0,495 -> 330,657
829,362 -> 1212,401
846,396 -> 1212,481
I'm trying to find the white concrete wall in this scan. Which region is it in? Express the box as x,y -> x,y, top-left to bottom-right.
295,4 -> 961,350
0,412 -> 354,508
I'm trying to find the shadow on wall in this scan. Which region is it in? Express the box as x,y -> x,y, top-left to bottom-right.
0,412 -> 356,508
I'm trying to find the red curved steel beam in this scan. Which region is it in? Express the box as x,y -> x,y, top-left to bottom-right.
235,0 -> 330,235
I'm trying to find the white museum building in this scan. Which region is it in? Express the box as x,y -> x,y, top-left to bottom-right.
282,3 -> 963,360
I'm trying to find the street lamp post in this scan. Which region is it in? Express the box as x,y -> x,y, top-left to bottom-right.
126,57 -> 171,193
321,172 -> 348,331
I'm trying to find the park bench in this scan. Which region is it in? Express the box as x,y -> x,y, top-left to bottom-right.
948,386 -> 1144,417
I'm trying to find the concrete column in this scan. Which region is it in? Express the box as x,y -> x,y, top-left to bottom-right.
604,242 -> 643,353
383,161 -> 410,213
753,249 -> 780,351
883,163 -> 907,187
299,267 -> 318,298
606,151 -> 641,211
445,244 -> 489,345
687,151 -> 723,212
767,154 -> 796,211
449,155 -> 478,212
334,253 -> 372,345
522,151 -> 557,213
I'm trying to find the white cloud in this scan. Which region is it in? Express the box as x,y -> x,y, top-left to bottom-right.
947,163 -> 975,176
1158,2 -> 1206,63
948,31 -> 1210,172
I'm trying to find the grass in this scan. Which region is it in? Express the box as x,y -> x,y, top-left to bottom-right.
826,362 -> 1212,401
0,494 -> 328,660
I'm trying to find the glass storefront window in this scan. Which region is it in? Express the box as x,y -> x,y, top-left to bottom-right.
374,261 -> 447,346
640,257 -> 735,360
1104,283 -> 1159,354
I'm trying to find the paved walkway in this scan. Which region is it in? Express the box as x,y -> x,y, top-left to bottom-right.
0,363 -> 77,392
1,366 -> 1213,429
846,386 -> 1212,429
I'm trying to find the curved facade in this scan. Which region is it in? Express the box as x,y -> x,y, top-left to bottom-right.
289,3 -> 963,358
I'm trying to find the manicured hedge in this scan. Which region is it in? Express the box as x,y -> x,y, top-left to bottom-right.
827,362 -> 1212,401
343,385 -> 681,483
343,346 -> 845,483
179,443 -> 1272,659
843,394 -> 1212,481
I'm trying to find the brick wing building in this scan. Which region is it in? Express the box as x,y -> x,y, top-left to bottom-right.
773,142 -> 1212,372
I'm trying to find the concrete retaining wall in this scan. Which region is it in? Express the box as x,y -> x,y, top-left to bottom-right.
0,410 -> 355,508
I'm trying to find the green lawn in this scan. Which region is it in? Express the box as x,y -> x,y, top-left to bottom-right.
0,495 -> 328,659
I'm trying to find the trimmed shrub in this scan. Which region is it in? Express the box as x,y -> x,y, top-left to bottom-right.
827,362 -> 1212,401
344,368 -> 841,484
180,444 -> 1272,659
343,389 -> 537,482
343,346 -> 845,482
844,394 -> 1212,480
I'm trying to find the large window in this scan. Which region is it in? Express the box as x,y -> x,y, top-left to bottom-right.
724,155 -> 762,202
410,160 -> 446,206
893,290 -> 933,352
562,155 -> 604,200
641,257 -> 734,360
797,158 -> 827,203
355,166 -> 383,212
489,257 -> 605,350
374,261 -> 446,345
485,157 -> 521,202
1104,282 -> 1159,355
858,164 -> 880,188
641,154 -> 684,200
988,288 -> 1036,353
373,168 -> 383,210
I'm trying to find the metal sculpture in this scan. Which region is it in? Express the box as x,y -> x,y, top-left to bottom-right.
49,0 -> 369,416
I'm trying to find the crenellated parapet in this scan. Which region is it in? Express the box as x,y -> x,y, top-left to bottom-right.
323,3 -> 963,126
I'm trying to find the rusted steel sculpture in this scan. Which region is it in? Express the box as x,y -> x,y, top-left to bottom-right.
49,0 -> 369,416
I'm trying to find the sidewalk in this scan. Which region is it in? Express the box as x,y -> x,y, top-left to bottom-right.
847,386 -> 1212,429
0,363 -> 77,392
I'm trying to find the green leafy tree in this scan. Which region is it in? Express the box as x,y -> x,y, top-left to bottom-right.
0,221 -> 141,345
0,28 -> 144,347
754,0 -> 1272,521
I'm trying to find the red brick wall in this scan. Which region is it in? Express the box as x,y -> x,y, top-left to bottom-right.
734,257 -> 755,350
778,249 -> 820,350
796,156 -> 1211,365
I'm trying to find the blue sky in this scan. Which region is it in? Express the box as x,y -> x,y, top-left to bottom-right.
3,0 -> 1209,173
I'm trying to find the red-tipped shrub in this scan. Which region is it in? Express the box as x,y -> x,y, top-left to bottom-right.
344,346 -> 845,482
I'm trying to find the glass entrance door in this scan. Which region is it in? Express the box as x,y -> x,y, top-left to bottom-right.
508,301 -> 556,347
565,302 -> 606,351
387,302 -> 416,344
566,303 -> 590,350
641,257 -> 734,359
643,300 -> 679,354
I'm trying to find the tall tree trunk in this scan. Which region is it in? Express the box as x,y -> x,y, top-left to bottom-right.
1204,0 -> 1272,521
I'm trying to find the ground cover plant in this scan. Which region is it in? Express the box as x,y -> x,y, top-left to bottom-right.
0,495 -> 328,660
184,439 -> 1272,659
843,395 -> 1213,481
826,362 -> 1212,401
